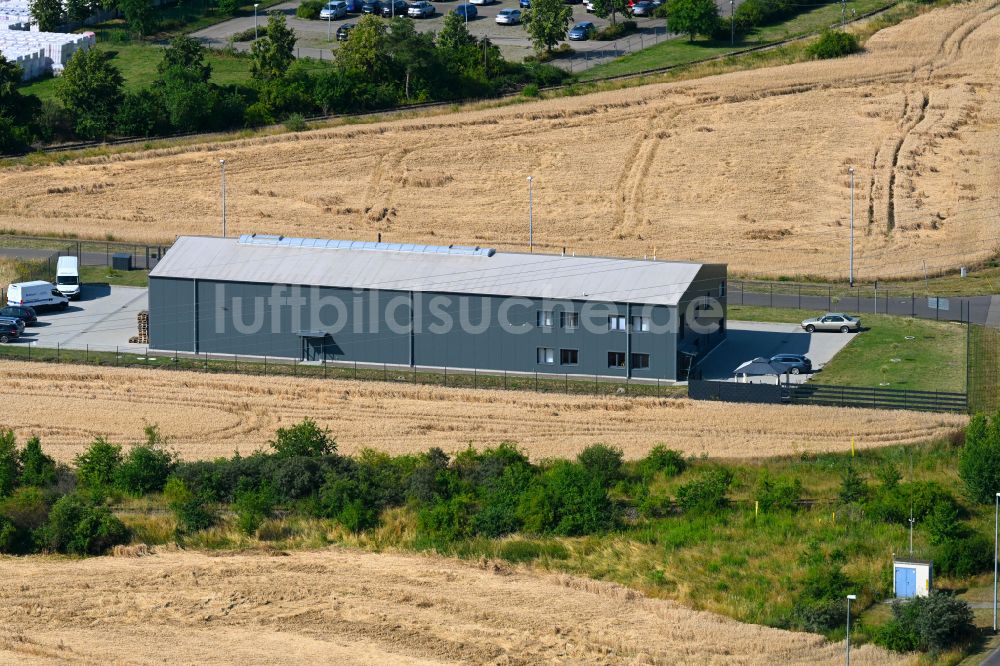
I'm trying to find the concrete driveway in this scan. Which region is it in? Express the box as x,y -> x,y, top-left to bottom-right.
14,285 -> 148,352
697,320 -> 858,385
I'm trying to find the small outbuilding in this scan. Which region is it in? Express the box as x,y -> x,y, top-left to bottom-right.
893,559 -> 932,598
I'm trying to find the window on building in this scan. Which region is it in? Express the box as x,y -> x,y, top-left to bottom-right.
609,316 -> 626,331
560,349 -> 578,365
537,311 -> 553,327
631,353 -> 650,369
608,351 -> 625,368
537,347 -> 554,364
561,311 -> 579,329
631,316 -> 650,332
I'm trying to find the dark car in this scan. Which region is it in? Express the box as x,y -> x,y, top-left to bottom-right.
770,354 -> 813,375
519,0 -> 530,7
632,0 -> 654,15
0,321 -> 18,344
0,305 -> 36,326
361,0 -> 383,13
381,0 -> 408,16
452,3 -> 477,18
336,22 -> 355,40
343,0 -> 364,10
568,21 -> 595,40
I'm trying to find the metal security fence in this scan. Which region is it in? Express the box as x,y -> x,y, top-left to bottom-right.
0,234 -> 168,271
688,380 -> 967,413
0,341 -> 688,399
729,280 -> 992,324
968,323 -> 1000,414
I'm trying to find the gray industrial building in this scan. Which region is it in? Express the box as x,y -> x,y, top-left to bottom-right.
148,235 -> 727,381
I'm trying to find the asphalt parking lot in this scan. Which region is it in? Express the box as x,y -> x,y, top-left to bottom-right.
10,285 -> 148,352
697,320 -> 858,385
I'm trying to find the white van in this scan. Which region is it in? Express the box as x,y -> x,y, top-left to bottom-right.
6,281 -> 69,310
56,256 -> 81,300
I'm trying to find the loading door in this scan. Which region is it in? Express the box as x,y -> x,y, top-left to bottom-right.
894,567 -> 916,598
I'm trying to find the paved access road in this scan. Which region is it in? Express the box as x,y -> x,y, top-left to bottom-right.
697,320 -> 857,384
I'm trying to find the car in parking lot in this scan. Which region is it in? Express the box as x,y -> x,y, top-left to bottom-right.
568,21 -> 595,40
381,0 -> 409,16
495,7 -> 521,23
469,0 -> 493,5
336,22 -> 355,39
519,0 -> 530,7
408,0 -> 434,16
319,1 -> 348,18
0,316 -> 24,334
452,3 -> 477,18
801,313 -> 861,333
361,0 -> 383,13
0,305 -> 36,326
343,0 -> 364,10
632,0 -> 654,15
770,354 -> 813,375
0,320 -> 19,343
584,0 -> 595,10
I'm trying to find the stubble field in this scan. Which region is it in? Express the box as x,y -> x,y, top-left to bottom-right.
3,0 -> 1000,279
0,547 -> 904,665
0,360 -> 965,462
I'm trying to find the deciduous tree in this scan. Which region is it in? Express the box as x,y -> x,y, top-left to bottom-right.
665,0 -> 719,41
251,12 -> 297,82
56,48 -> 124,139
523,0 -> 572,53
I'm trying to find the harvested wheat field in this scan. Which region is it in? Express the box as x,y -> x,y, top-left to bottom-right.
4,1 -> 1000,278
0,360 -> 964,462
0,547 -> 904,665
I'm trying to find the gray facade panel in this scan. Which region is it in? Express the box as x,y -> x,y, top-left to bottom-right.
148,277 -> 195,352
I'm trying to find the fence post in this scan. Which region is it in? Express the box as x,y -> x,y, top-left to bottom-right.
57,342 -> 60,363
384,363 -> 387,381
798,284 -> 801,309
828,285 -> 832,310
264,355 -> 267,375
535,371 -> 538,392
234,353 -> 238,373
324,357 -> 327,379
504,370 -> 507,390
204,352 -> 207,372
565,373 -> 569,394
354,361 -> 357,380
444,366 -> 447,387
85,344 -> 88,363
912,293 -> 915,318
770,283 -> 773,307
474,368 -> 477,389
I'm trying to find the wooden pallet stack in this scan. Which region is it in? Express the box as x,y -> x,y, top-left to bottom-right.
129,310 -> 149,344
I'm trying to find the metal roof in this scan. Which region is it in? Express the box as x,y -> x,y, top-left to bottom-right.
150,236 -> 720,306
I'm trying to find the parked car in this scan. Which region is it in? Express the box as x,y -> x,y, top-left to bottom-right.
381,0 -> 409,16
408,0 -> 435,16
319,1 -> 348,19
584,0 -> 595,11
519,0 -> 530,8
568,21 -> 596,40
0,320 -> 18,344
0,316 -> 24,334
452,3 -> 477,18
56,256 -> 80,300
632,0 -> 653,15
770,354 -> 813,375
343,0 -> 364,11
0,305 -> 37,326
336,22 -> 355,40
469,0 -> 493,5
361,0 -> 383,14
801,313 -> 861,333
495,7 -> 521,23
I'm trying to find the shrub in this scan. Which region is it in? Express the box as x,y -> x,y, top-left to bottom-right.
521,83 -> 540,98
676,468 -> 732,513
839,464 -> 866,504
865,481 -> 958,524
577,444 -> 624,487
518,461 -> 613,536
0,486 -> 49,553
934,533 -> 993,577
874,592 -> 974,652
44,494 -> 130,555
284,112 -> 308,132
233,483 -> 277,536
270,418 -> 336,458
806,29 -> 860,59
0,515 -> 16,553
751,472 -> 802,512
75,437 -> 123,492
231,27 -> 258,42
473,462 -> 533,538
959,411 -> 1000,504
0,430 -> 20,498
217,0 -> 240,15
417,494 -> 475,545
638,445 -> 686,479
406,448 -> 453,504
164,477 -> 216,533
116,443 -> 175,495
792,562 -> 853,631
594,20 -> 637,40
296,0 -> 324,19
497,539 -> 569,563
19,436 -> 56,488
266,456 -> 326,501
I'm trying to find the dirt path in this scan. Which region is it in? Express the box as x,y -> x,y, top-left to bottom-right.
0,548 -> 905,665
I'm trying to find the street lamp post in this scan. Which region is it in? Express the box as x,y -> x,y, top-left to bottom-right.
220,159 -> 227,238
994,492 -> 999,633
527,175 -> 533,252
327,11 -> 332,39
849,166 -> 855,286
254,3 -> 260,40
846,594 -> 856,666
730,0 -> 734,46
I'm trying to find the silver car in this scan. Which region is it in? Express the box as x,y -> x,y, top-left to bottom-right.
319,1 -> 347,18
408,0 -> 434,16
495,8 -> 521,23
801,313 -> 861,333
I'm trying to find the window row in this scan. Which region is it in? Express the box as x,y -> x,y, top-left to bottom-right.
609,316 -> 649,332
536,311 -> 651,332
537,348 -> 650,369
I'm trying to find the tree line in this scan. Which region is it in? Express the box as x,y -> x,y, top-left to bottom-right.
0,12 -> 565,152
